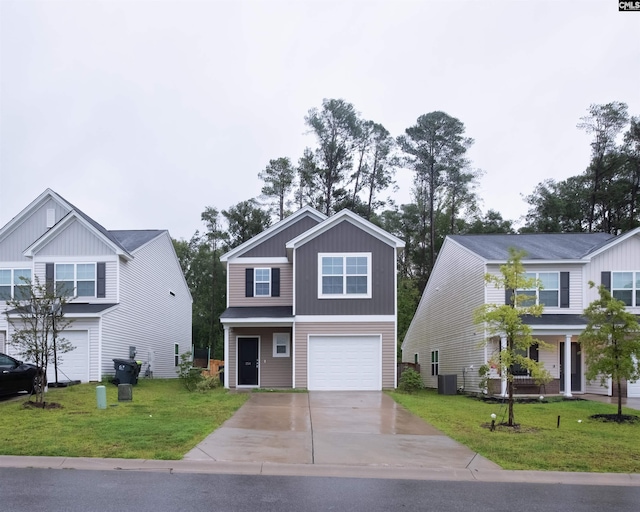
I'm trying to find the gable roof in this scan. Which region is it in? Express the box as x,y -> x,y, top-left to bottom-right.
285,209 -> 405,253
448,232 -> 616,261
110,230 -> 166,252
220,206 -> 327,263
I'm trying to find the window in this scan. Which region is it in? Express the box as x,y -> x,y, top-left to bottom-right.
612,271 -> 640,307
318,253 -> 371,298
174,343 -> 179,366
512,344 -> 539,376
254,268 -> 271,297
272,333 -> 290,358
0,269 -> 32,300
56,263 -> 96,297
517,272 -> 559,307
431,350 -> 439,376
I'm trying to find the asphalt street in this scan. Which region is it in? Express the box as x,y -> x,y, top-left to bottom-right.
2,468 -> 639,512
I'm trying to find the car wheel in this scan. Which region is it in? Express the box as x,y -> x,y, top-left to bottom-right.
31,374 -> 46,394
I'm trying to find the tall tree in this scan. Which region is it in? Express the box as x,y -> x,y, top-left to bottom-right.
259,157 -> 295,221
222,199 -> 271,250
577,102 -> 629,232
464,209 -> 514,234
579,282 -> 640,419
5,276 -> 73,404
304,98 -> 360,215
474,249 -> 552,426
397,111 -> 473,286
362,122 -> 397,219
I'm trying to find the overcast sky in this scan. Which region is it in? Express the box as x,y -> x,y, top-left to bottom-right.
1,0 -> 638,241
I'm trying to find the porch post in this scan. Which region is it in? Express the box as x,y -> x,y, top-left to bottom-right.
500,336 -> 507,397
564,334 -> 572,398
223,326 -> 229,389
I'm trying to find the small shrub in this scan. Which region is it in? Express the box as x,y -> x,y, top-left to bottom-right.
196,375 -> 220,392
176,352 -> 204,391
398,368 -> 423,393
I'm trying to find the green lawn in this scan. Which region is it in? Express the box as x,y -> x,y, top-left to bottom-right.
0,380 -> 248,460
389,389 -> 640,473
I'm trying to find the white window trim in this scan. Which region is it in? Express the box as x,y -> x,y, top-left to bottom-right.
174,343 -> 180,367
0,268 -> 32,300
431,350 -> 439,376
518,271 -> 560,308
317,252 -> 372,299
272,332 -> 290,358
254,268 -> 271,297
55,262 -> 97,298
612,271 -> 639,307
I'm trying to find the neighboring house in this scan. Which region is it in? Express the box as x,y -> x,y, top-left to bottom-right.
219,206 -> 404,390
401,229 -> 640,399
0,189 -> 192,382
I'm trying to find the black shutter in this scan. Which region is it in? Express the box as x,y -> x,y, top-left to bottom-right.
505,288 -> 514,305
46,263 -> 54,295
245,268 -> 254,297
271,268 -> 280,297
601,271 -> 611,291
97,262 -> 106,298
560,272 -> 570,308
530,343 -> 539,363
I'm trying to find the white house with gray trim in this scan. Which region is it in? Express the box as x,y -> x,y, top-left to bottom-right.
0,189 -> 192,383
219,207 -> 404,391
401,229 -> 640,399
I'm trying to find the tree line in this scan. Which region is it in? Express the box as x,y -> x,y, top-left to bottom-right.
173,99 -> 638,357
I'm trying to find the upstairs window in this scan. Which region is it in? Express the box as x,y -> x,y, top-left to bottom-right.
254,268 -> 271,297
56,263 -> 96,297
612,271 -> 640,306
0,269 -> 31,300
517,272 -> 559,307
431,350 -> 439,376
318,253 -> 371,299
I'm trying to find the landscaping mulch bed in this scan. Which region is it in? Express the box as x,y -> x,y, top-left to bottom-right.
590,413 -> 639,424
23,401 -> 63,410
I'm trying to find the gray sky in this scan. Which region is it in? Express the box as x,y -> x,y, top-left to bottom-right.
1,0 -> 638,241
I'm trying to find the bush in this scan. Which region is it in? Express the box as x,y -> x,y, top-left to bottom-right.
196,375 -> 220,392
398,368 -> 423,393
176,352 -> 204,391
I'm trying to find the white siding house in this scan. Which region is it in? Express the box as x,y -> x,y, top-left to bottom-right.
0,189 -> 191,383
402,229 -> 640,398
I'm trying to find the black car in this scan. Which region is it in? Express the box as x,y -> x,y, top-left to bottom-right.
0,353 -> 44,396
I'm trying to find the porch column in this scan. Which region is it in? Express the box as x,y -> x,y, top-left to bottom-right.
223,326 -> 229,389
500,336 -> 507,397
564,334 -> 572,398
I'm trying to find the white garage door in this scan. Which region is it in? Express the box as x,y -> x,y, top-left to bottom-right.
47,330 -> 89,383
308,335 -> 381,391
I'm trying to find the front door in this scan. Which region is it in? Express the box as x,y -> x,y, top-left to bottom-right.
560,342 -> 582,392
238,337 -> 259,386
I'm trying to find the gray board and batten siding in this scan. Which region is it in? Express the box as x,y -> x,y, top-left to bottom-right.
295,220 -> 396,316
241,215 -> 321,258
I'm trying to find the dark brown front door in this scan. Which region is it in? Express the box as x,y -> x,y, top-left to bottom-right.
238,337 -> 259,386
560,342 -> 581,392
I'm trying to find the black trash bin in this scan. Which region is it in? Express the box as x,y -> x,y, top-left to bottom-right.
113,359 -> 142,385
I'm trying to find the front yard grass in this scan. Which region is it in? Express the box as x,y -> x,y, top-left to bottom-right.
0,379 -> 248,460
389,389 -> 640,473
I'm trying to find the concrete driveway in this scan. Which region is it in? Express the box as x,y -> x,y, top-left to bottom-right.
184,392 -> 500,470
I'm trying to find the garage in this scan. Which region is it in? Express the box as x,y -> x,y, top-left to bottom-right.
307,335 -> 381,391
46,330 -> 89,384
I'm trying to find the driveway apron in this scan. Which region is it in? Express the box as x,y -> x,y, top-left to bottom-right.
183,392 -> 500,470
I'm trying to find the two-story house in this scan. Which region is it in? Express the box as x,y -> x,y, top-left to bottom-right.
0,189 -> 192,383
219,206 -> 404,390
401,229 -> 640,399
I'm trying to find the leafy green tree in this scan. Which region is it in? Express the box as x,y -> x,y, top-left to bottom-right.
577,102 -> 629,232
396,277 -> 420,356
304,98 -> 360,215
464,209 -> 514,234
222,199 -> 271,250
5,276 -> 73,404
259,157 -> 295,221
474,248 -> 552,426
579,282 -> 640,419
397,111 -> 473,283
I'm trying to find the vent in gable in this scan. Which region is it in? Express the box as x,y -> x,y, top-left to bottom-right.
46,208 -> 55,228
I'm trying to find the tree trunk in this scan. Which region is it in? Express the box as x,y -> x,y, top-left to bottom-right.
617,378 -> 623,418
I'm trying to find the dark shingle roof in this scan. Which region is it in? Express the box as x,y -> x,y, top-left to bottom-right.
109,230 -> 164,252
449,233 -> 615,260
220,306 -> 293,319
